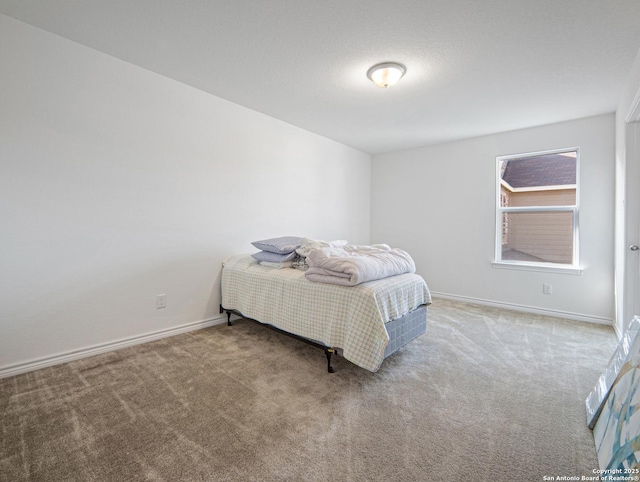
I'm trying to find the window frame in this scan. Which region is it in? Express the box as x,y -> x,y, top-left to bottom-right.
492,147 -> 583,275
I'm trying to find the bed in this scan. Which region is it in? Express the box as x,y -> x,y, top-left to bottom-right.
220,254 -> 431,373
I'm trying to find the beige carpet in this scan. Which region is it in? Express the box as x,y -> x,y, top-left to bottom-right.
0,299 -> 617,481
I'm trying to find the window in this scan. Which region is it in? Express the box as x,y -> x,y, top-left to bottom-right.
494,148 -> 579,272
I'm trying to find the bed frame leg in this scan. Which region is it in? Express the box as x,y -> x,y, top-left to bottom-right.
220,306 -> 233,326
325,348 -> 335,373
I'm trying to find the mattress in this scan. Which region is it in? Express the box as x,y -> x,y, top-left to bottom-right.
384,305 -> 428,358
221,254 -> 431,372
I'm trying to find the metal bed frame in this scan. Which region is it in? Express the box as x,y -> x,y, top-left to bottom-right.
220,305 -> 338,372
220,304 -> 427,373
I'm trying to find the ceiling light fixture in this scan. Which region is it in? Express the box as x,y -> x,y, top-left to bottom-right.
367,62 -> 406,88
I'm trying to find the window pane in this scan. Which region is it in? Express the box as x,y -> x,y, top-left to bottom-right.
501,188 -> 576,207
501,211 -> 573,264
500,151 -> 577,207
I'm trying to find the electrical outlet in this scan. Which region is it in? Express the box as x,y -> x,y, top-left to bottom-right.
543,283 -> 552,295
156,294 -> 166,309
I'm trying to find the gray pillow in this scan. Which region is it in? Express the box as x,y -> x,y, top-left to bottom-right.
252,250 -> 298,262
251,236 -> 303,254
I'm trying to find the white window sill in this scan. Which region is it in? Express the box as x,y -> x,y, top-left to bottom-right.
492,261 -> 583,275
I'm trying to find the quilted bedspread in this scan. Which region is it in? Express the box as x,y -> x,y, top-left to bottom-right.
221,254 -> 431,372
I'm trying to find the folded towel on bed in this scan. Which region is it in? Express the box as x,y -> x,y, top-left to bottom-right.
305,244 -> 416,286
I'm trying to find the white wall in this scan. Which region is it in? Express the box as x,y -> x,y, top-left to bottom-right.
0,15 -> 371,375
372,114 -> 615,323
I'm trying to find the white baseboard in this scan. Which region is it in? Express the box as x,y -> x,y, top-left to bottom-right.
430,291 -> 613,327
0,315 -> 228,379
2,295 -> 614,379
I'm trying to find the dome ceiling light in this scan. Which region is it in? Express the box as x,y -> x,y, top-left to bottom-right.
366,62 -> 406,88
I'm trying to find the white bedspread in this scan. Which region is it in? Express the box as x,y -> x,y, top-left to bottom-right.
221,254 -> 431,372
305,244 -> 416,286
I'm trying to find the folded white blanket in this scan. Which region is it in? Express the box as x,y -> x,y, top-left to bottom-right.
305,244 -> 416,286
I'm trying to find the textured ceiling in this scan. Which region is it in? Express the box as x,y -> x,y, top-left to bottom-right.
1,1 -> 640,154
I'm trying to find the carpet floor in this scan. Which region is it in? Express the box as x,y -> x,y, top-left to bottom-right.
0,298 -> 617,481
